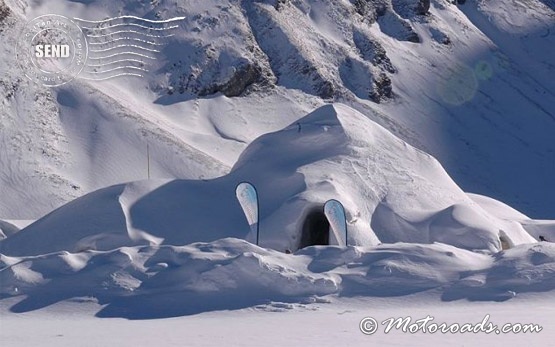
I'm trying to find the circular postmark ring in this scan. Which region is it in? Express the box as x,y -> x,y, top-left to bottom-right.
15,14 -> 88,87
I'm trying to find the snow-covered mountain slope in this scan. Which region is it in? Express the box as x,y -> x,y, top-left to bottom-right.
1,0 -> 554,220
0,104 -> 539,257
3,0 -> 555,339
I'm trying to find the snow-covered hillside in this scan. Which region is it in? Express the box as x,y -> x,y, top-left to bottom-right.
0,104 -> 540,257
1,0 -> 554,219
1,103 -> 554,321
1,0 -> 555,344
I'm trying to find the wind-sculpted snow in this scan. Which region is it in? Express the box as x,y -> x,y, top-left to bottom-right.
1,0 -> 555,333
0,104 -> 539,258
1,238 -> 554,318
0,220 -> 19,240
0,103 -> 553,316
443,243 -> 555,301
1,0 -> 554,219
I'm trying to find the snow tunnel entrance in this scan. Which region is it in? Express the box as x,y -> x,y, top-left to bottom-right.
300,209 -> 330,248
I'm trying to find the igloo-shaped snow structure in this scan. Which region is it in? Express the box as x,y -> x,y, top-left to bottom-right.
0,104 -> 535,256
231,104 -> 535,251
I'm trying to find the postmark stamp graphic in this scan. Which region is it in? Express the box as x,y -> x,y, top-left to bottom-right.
15,14 -> 88,87
74,15 -> 184,81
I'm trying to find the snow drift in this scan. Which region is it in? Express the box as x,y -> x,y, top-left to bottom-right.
1,0 -> 554,316
2,238 -> 554,318
1,104 -> 553,317
0,104 -> 537,257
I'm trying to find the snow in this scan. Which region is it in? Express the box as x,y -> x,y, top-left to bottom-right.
2,0 -> 555,219
1,0 -> 555,344
1,239 -> 555,345
2,294 -> 554,347
0,104 -> 540,257
467,193 -> 530,221
1,102 -> 554,344
1,238 -> 554,318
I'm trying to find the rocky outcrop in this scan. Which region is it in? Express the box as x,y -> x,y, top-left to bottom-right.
164,0 -> 413,102
0,0 -> 13,32
167,55 -> 270,98
0,78 -> 20,100
376,9 -> 421,43
353,30 -> 396,73
199,61 -> 263,97
352,0 -> 379,22
253,0 -> 289,11
430,27 -> 452,45
243,0 -> 338,99
392,0 -> 431,18
370,73 -> 393,103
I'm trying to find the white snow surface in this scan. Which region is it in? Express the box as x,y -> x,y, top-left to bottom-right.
1,103 -> 554,326
2,238 -> 555,319
2,293 -> 554,346
0,104 -> 540,257
0,0 -> 554,219
1,0 -> 555,344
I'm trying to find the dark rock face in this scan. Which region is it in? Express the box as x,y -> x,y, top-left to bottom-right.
252,0 -> 289,10
417,0 -> 431,14
352,0 -> 378,22
167,55 -> 269,98
0,1 -> 12,32
318,81 -> 335,100
353,30 -> 396,73
406,30 -> 421,43
375,8 -> 421,43
392,0 -> 430,18
0,78 -> 19,100
274,0 -> 288,10
353,0 -> 370,16
165,0 -> 415,102
243,0 -> 339,100
370,73 -> 393,103
200,62 -> 263,97
430,28 -> 451,45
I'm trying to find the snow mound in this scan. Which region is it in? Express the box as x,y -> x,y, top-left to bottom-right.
0,220 -> 19,240
2,238 -> 554,318
520,220 -> 555,243
467,193 -> 530,221
469,193 -> 555,243
443,242 -> 555,301
0,104 -> 537,257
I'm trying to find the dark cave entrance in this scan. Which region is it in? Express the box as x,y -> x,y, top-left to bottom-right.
300,209 -> 330,248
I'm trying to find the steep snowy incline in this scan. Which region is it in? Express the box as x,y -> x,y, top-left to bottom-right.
1,0 -> 554,220
0,104 -> 537,257
371,0 -> 555,217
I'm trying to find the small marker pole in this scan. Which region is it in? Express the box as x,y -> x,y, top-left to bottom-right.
147,141 -> 151,180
